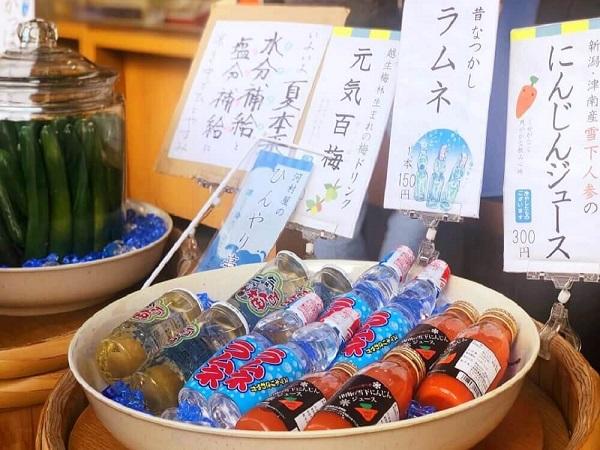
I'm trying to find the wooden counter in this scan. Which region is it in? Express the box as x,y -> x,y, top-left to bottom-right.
48,17 -> 234,228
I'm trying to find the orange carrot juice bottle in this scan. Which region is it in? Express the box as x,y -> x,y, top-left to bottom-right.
415,308 -> 518,411
235,362 -> 357,431
400,301 -> 479,371
305,346 -> 425,430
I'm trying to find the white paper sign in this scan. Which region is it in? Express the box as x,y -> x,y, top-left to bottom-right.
384,0 -> 499,218
0,0 -> 34,52
504,19 -> 600,274
167,20 -> 331,170
290,27 -> 400,238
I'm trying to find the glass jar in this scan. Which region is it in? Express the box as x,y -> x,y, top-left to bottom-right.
0,19 -> 125,266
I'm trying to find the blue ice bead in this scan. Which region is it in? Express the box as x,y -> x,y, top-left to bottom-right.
102,240 -> 130,257
407,399 -> 436,418
126,209 -> 137,222
46,253 -> 60,262
23,258 -> 43,267
196,292 -> 214,311
61,254 -> 77,264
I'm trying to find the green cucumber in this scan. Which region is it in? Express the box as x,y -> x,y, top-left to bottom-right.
0,148 -> 27,217
20,124 -> 49,259
41,124 -> 72,257
0,176 -> 24,247
72,146 -> 93,256
0,216 -> 20,266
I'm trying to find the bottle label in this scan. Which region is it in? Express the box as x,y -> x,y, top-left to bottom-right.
131,298 -> 170,323
185,335 -> 269,401
417,260 -> 450,290
429,337 -> 501,398
381,246 -> 414,281
233,271 -> 286,330
261,380 -> 328,431
400,323 -> 450,371
334,306 -> 414,370
287,293 -> 324,326
283,283 -> 315,307
163,322 -> 201,348
321,374 -> 400,427
218,344 -> 306,415
321,307 -> 360,343
321,291 -> 372,324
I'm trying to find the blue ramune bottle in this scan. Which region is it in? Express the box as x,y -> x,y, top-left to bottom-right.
441,152 -> 468,211
208,307 -> 360,428
427,144 -> 448,209
333,259 -> 450,370
320,245 -> 415,324
414,144 -> 429,202
164,271 -> 348,423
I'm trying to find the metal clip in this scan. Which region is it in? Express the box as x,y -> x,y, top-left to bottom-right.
414,215 -> 440,266
177,233 -> 202,276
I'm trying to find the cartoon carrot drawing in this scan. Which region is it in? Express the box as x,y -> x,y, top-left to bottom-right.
516,75 -> 539,119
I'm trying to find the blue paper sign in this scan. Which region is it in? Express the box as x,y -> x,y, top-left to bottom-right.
197,147 -> 313,271
515,189 -> 532,224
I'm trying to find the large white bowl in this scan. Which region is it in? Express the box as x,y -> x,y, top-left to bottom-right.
0,200 -> 172,316
69,261 -> 540,450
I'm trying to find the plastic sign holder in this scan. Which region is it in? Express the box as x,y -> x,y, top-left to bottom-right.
526,270 -> 599,360
403,211 -> 463,266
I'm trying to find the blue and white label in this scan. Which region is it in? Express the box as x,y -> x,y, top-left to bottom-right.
216,344 -> 306,415
335,305 -> 414,370
184,334 -> 269,402
321,291 -> 374,324
515,189 -> 532,223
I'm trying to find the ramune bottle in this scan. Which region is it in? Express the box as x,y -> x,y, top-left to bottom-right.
320,245 -> 415,324
96,289 -> 207,382
427,144 -> 447,209
110,251 -> 308,414
208,307 -> 360,429
163,267 -> 350,421
441,152 -> 468,211
333,259 -> 450,370
414,144 -> 429,202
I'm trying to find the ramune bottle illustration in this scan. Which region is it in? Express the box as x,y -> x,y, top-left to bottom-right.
427,144 -> 448,209
110,251 -> 309,414
333,259 -> 450,370
320,245 -> 415,324
96,289 -> 207,382
441,152 -> 468,211
208,307 -> 360,429
163,267 -> 351,421
414,144 -> 429,202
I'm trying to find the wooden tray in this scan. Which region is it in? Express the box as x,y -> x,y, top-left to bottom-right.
35,327 -> 600,450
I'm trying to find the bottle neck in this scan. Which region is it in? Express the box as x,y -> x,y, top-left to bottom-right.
479,317 -> 514,344
384,354 -> 422,386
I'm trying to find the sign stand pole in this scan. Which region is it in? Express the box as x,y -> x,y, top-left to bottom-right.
406,211 -> 463,266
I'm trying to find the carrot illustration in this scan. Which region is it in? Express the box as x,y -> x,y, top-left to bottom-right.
516,76 -> 539,119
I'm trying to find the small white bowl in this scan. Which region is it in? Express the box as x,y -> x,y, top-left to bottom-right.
69,261 -> 540,450
0,200 -> 172,316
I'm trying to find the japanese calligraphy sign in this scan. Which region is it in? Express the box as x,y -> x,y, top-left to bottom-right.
504,19 -> 600,274
384,0 -> 499,218
165,20 -> 330,179
290,27 -> 400,238
197,141 -> 313,271
0,0 -> 34,52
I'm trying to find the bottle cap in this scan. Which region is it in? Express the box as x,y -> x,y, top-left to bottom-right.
381,246 -> 415,281
416,259 -> 451,290
384,345 -> 426,384
321,307 -> 360,343
446,301 -> 479,324
479,308 -> 518,343
333,362 -> 358,378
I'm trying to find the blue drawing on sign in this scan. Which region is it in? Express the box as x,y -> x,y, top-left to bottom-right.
515,189 -> 532,223
409,129 -> 472,212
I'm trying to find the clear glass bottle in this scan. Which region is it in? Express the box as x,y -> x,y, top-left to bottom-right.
441,152 -> 468,211
426,144 -> 448,209
414,143 -> 429,202
208,307 -> 360,429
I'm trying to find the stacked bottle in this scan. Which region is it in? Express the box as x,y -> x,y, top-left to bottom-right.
208,307 -> 360,428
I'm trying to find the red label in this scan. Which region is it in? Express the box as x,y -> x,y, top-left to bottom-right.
194,339 -> 256,389
131,300 -> 169,323
224,348 -> 287,393
343,311 -> 391,358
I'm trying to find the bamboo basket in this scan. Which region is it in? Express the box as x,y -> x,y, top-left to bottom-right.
35,322 -> 599,450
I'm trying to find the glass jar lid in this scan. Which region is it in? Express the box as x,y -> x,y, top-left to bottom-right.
0,19 -> 118,115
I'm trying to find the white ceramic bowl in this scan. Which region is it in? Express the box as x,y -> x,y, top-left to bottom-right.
69,261 -> 540,450
0,200 -> 172,316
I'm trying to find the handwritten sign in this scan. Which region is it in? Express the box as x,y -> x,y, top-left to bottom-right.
0,1 -> 34,52
166,20 -> 331,173
197,141 -> 313,271
384,0 -> 499,218
290,27 -> 400,238
504,19 -> 600,274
